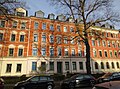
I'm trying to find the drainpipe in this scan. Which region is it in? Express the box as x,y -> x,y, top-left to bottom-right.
26,17 -> 31,75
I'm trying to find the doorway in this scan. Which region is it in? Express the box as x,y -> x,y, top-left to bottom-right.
57,62 -> 62,74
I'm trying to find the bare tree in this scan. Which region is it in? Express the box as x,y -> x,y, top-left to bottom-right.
0,0 -> 26,16
49,0 -> 120,74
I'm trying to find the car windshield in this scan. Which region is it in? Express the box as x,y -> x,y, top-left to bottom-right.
70,74 -> 80,79
102,73 -> 112,78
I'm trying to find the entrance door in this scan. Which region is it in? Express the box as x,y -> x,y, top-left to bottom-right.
57,62 -> 62,74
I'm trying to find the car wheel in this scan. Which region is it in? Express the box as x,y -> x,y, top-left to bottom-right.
20,86 -> 25,89
47,85 -> 53,89
69,83 -> 74,89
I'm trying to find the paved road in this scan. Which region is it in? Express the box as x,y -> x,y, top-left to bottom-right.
4,83 -> 93,89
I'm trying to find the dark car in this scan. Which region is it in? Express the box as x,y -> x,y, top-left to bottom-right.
14,75 -> 55,89
0,78 -> 4,89
97,72 -> 120,83
60,74 -> 96,89
93,81 -> 120,89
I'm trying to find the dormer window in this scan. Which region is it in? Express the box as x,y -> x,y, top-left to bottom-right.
48,14 -> 55,19
15,8 -> 27,17
17,12 -> 24,17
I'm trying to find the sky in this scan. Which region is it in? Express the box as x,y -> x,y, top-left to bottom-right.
25,0 -> 120,29
26,0 -> 57,17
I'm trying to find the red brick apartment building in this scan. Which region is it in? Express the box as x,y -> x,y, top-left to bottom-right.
0,8 -> 120,76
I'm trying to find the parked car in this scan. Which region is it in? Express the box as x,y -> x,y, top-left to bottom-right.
93,81 -> 120,89
14,75 -> 55,89
60,74 -> 96,89
97,72 -> 120,83
0,78 -> 4,89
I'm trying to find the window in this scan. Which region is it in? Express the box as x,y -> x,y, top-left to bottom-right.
11,34 -> 15,41
99,51 -> 102,57
71,49 -> 75,56
106,33 -> 109,37
106,62 -> 110,69
118,43 -> 120,48
21,22 -> 26,29
49,62 -> 54,70
84,49 -> 86,57
41,48 -> 46,56
92,40 -> 95,46
13,21 -> 17,28
9,48 -> 14,56
114,51 -> 117,57
32,48 -> 37,56
57,25 -> 61,32
116,62 -> 120,68
70,27 -> 74,32
111,33 -> 113,38
34,34 -> 38,42
57,36 -> 61,44
78,49 -> 82,57
95,62 -> 98,69
93,50 -> 97,57
17,12 -> 24,16
41,62 -> 46,70
77,38 -> 80,44
50,48 -> 54,57
70,37 -> 74,44
30,76 -> 39,82
64,26 -> 67,32
50,35 -> 54,43
0,33 -> 3,41
97,40 -> 101,46
32,62 -> 37,71
108,41 -> 111,47
110,51 -> 113,57
0,20 -> 5,27
42,34 -> 46,42
6,64 -> 12,73
102,32 -> 105,37
50,24 -> 54,31
79,62 -> 83,70
102,41 -> 106,47
111,62 -> 115,69
101,62 -> 104,69
64,48 -> 68,56
16,64 -> 22,72
72,62 -> 76,70
58,47 -> 62,56
42,23 -> 46,30
40,76 -> 48,81
18,48 -> 23,56
112,41 -> 116,48
64,37 -> 68,44
20,35 -> 24,42
104,51 -> 108,57
34,22 -> 39,29
65,62 -> 69,70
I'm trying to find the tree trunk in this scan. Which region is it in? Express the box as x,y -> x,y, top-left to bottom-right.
85,39 -> 91,74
